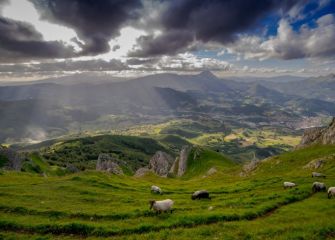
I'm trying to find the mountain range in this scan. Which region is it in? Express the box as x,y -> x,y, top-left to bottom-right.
0,71 -> 335,143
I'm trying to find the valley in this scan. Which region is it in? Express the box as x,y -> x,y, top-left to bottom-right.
1,71 -> 333,162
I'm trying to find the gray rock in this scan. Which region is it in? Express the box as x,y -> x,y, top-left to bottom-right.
206,167 -> 217,176
96,153 -> 123,175
240,160 -> 260,177
148,151 -> 174,177
297,117 -> 335,148
134,167 -> 151,177
303,159 -> 325,169
177,145 -> 192,177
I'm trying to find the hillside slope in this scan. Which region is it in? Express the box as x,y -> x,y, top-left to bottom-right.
0,145 -> 334,239
33,135 -> 175,173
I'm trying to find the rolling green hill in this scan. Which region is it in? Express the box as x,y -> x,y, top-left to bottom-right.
36,135 -> 176,173
0,144 -> 334,239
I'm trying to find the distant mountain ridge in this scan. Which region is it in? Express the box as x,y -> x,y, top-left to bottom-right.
1,71 -> 335,142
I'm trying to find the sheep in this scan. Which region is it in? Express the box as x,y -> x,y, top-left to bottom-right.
191,190 -> 211,200
328,187 -> 335,199
149,199 -> 174,213
312,182 -> 327,193
283,182 -> 297,189
151,185 -> 162,194
312,172 -> 326,178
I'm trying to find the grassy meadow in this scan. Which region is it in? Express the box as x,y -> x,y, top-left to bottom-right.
0,145 -> 335,239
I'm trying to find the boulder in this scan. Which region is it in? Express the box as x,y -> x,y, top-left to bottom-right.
134,167 -> 151,177
206,167 -> 217,176
96,153 -> 123,175
148,151 -> 174,177
239,160 -> 260,177
297,117 -> 335,148
303,159 -> 325,169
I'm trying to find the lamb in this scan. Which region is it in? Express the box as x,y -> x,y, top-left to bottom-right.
283,182 -> 297,189
149,199 -> 174,213
191,190 -> 211,200
328,187 -> 335,199
151,185 -> 162,194
312,182 -> 327,193
312,172 -> 326,178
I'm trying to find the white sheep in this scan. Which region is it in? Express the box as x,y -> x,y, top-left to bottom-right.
312,182 -> 326,193
149,199 -> 174,213
312,172 -> 326,178
328,187 -> 335,199
283,182 -> 297,189
151,185 -> 162,194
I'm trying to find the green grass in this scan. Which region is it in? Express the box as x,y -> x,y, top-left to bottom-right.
0,145 -> 335,239
39,135 -> 171,172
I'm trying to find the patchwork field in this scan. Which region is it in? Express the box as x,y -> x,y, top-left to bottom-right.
0,145 -> 335,239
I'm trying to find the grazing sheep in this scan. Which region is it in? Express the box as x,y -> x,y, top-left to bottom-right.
312,172 -> 326,178
283,182 -> 297,189
151,185 -> 162,194
191,190 -> 211,200
328,187 -> 335,199
312,182 -> 327,193
149,199 -> 174,213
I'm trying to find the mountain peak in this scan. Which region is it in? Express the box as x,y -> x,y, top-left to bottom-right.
198,71 -> 217,79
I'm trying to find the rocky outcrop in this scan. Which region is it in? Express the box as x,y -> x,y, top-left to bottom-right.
177,145 -> 192,177
134,167 -> 151,177
148,151 -> 174,177
239,160 -> 260,177
298,117 -> 335,148
134,146 -> 194,178
0,145 -> 22,171
96,153 -> 123,175
202,167 -> 217,178
303,159 -> 325,169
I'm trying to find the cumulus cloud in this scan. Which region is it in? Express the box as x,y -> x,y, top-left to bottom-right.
30,0 -> 143,56
0,59 -> 128,72
226,14 -> 335,60
127,53 -> 232,72
130,0 -> 303,57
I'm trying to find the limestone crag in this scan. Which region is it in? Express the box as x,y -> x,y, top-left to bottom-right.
148,151 -> 174,177
96,153 -> 123,175
177,145 -> 192,177
298,117 -> 335,148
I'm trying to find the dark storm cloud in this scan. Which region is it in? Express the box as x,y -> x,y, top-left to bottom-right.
130,30 -> 195,57
131,0 -> 304,57
0,17 -> 76,62
30,0 -> 143,56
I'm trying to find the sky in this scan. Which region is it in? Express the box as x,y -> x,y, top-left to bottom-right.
0,0 -> 334,81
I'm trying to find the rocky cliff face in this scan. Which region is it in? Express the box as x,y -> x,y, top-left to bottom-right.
134,146 -> 195,177
176,145 -> 192,176
148,151 -> 174,177
298,117 -> 335,148
96,153 -> 123,175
